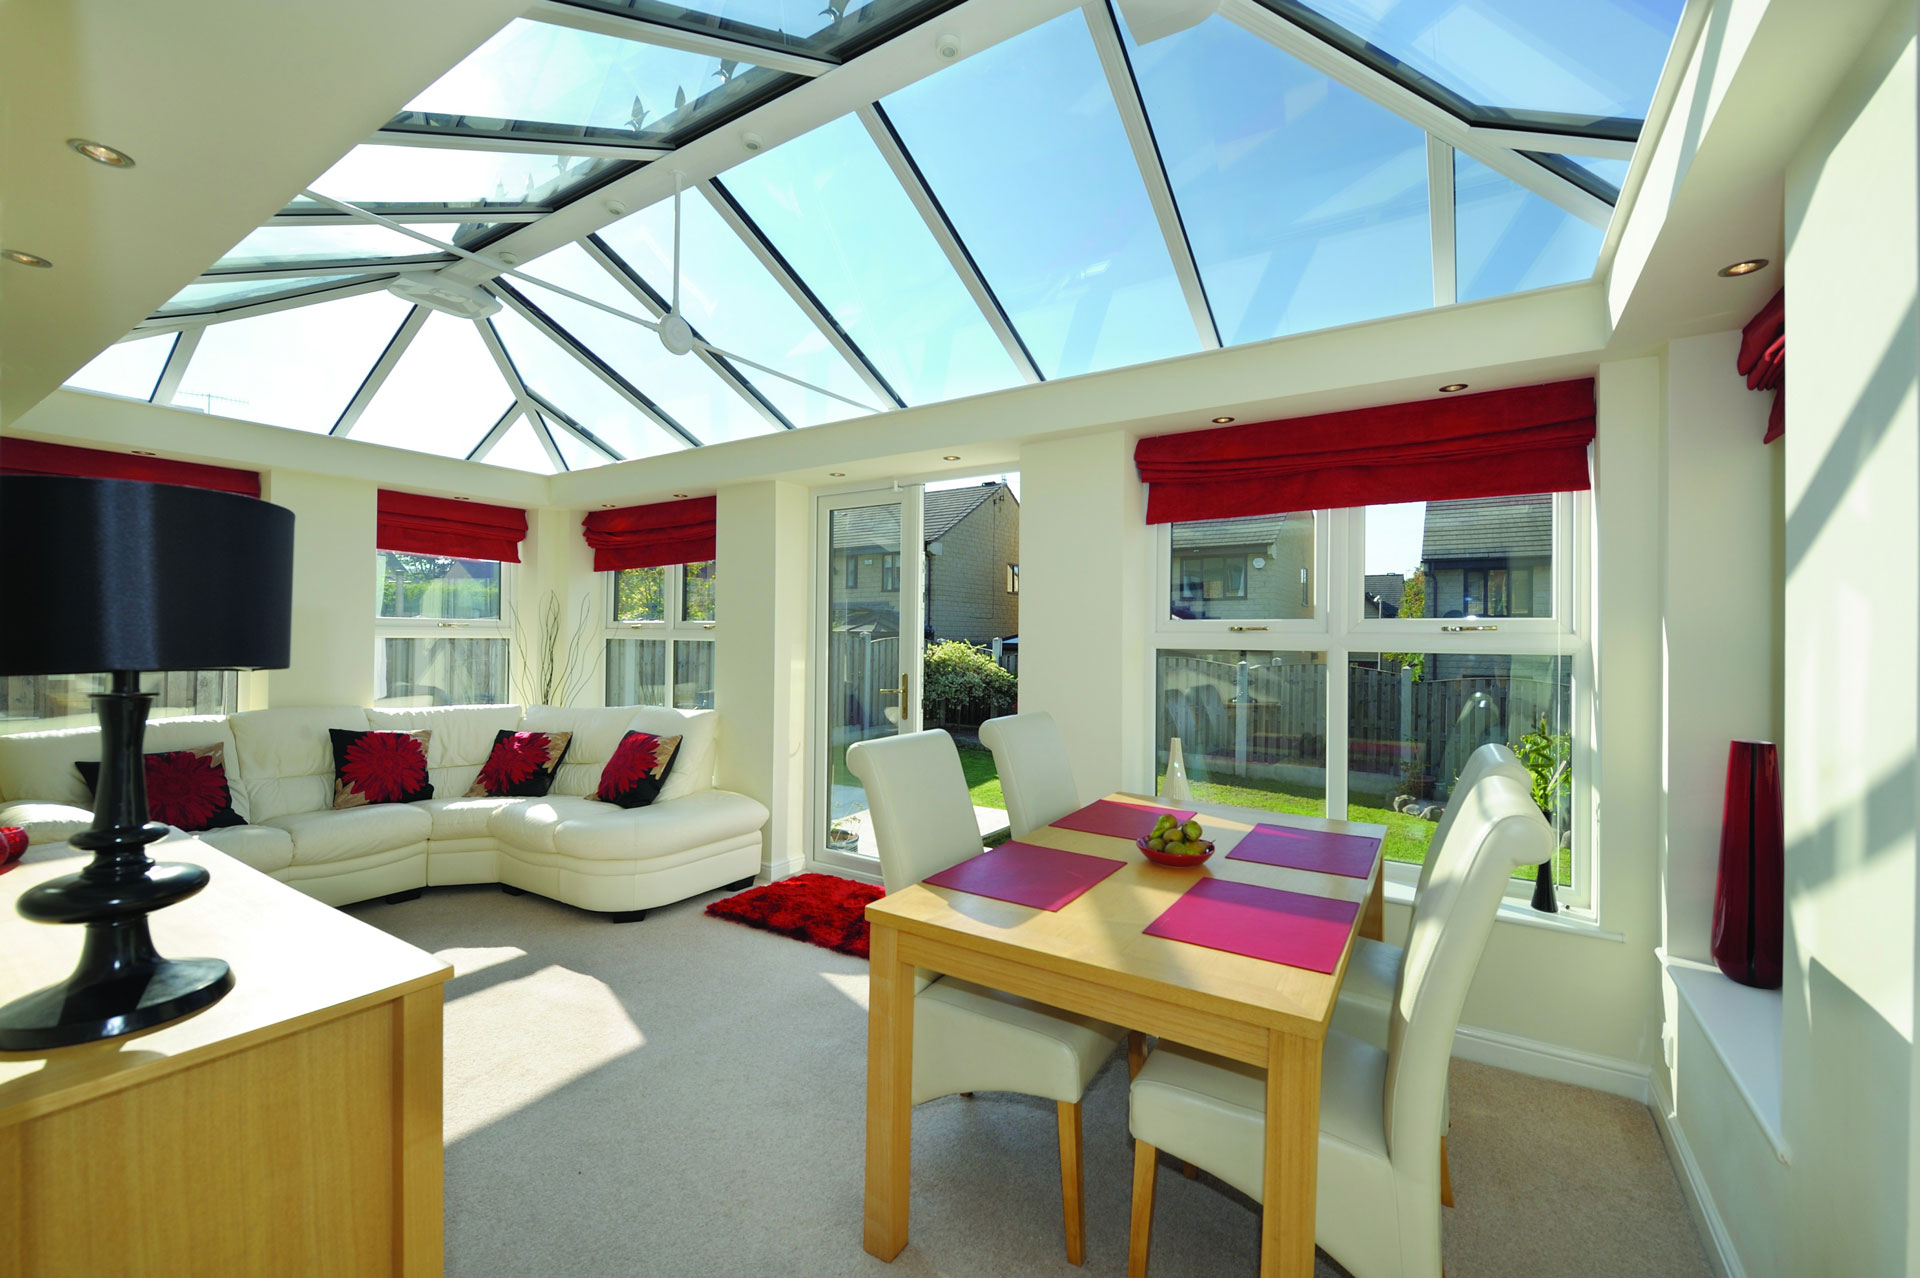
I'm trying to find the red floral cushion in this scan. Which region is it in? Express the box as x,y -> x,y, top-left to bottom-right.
596,731 -> 683,809
330,728 -> 434,809
467,730 -> 573,798
76,744 -> 245,832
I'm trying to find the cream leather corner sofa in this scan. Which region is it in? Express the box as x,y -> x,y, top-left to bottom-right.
0,703 -> 768,920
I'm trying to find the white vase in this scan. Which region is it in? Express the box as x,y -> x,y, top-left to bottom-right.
1163,737 -> 1193,802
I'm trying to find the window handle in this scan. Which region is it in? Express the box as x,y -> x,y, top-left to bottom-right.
437,622 -> 465,629
702,622 -> 716,630
1441,624 -> 1499,632
1229,625 -> 1269,632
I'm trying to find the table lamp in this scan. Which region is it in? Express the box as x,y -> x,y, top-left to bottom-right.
0,476 -> 293,1050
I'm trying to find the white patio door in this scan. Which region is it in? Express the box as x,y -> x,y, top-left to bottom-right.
814,486 -> 924,875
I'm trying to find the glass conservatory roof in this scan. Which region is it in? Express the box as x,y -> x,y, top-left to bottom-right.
68,0 -> 1687,472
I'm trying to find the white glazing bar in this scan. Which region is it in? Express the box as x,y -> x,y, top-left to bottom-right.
467,405 -> 524,462
1458,128 -> 1638,161
1427,135 -> 1457,308
133,277 -> 401,334
270,209 -> 547,225
527,0 -> 836,77
332,304 -> 429,437
150,329 -> 202,405
369,129 -> 675,161
473,315 -> 609,465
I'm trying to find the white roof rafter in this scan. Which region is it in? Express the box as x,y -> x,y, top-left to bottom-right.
473,313 -> 610,468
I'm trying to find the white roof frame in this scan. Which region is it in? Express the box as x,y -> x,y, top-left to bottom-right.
332,303 -> 429,438
526,0 -> 838,78
474,313 -> 612,468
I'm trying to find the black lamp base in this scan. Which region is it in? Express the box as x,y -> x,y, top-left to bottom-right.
0,947 -> 231,1053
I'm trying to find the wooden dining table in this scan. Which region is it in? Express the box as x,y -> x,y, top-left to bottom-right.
863,792 -> 1387,1277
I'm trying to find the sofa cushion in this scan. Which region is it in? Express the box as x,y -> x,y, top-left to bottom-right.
595,731 -> 682,809
194,823 -> 296,875
417,796 -> 521,842
330,728 -> 434,808
488,795 -> 616,855
0,715 -> 240,811
229,707 -> 371,822
551,790 -> 771,862
627,707 -> 717,802
264,803 -> 431,866
367,704 -> 524,798
0,802 -> 91,847
523,707 -> 653,798
468,730 -> 572,798
77,744 -> 244,833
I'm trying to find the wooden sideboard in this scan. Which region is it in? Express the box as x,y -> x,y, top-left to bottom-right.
0,838 -> 451,1277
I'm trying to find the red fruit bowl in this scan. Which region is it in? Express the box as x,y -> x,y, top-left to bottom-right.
1138,836 -> 1215,867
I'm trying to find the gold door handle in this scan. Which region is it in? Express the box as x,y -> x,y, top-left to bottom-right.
883,673 -> 910,703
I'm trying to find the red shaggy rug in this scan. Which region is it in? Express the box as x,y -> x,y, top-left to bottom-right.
705,873 -> 884,959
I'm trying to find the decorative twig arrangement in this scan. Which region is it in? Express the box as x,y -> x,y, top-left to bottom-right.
510,591 -> 601,708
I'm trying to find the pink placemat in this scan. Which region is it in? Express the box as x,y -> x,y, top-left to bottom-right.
924,841 -> 1127,912
1143,878 -> 1359,973
1050,799 -> 1196,841
1226,824 -> 1381,878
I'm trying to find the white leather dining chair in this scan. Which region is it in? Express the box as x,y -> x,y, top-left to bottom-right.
979,711 -> 1083,838
846,729 -> 1128,1266
1125,772 -> 1553,1278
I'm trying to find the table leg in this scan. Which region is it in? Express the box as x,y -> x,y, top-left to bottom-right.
394,986 -> 445,1278
1360,862 -> 1386,942
864,922 -> 914,1260
1260,1029 -> 1322,1278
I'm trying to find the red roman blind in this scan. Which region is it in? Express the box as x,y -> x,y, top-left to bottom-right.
1133,379 -> 1596,524
581,497 -> 716,571
377,489 -> 529,563
1737,289 -> 1785,444
0,437 -> 261,498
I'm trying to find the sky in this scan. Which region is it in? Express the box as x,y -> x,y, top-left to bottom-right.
1365,501 -> 1427,577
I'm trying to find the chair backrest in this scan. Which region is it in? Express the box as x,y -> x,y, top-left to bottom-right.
978,711 -> 1081,838
845,730 -> 984,894
1382,771 -> 1551,1232
1416,742 -> 1531,899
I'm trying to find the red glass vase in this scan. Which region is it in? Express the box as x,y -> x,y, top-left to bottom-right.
1711,741 -> 1783,988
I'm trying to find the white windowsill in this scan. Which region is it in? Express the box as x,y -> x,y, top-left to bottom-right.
1382,877 -> 1624,942
1660,950 -> 1789,1162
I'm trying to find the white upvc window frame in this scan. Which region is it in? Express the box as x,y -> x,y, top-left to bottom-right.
1146,493 -> 1596,913
372,552 -> 515,707
601,560 -> 719,710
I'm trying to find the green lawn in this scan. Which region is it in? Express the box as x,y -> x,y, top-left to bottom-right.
831,739 -> 1006,811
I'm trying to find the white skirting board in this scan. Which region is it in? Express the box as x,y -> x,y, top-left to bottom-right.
1449,1022 -> 1653,1103
1649,1075 -> 1747,1278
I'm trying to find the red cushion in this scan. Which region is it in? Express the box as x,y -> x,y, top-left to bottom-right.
329,729 -> 434,808
596,731 -> 683,809
468,730 -> 573,798
76,745 -> 245,832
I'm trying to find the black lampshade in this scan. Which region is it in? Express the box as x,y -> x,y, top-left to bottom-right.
0,476 -> 294,675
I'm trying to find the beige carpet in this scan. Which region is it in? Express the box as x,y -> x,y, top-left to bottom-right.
347,884 -> 1711,1278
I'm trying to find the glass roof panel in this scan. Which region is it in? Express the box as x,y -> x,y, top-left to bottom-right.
543,413 -> 614,469
172,291 -> 414,430
1267,0 -> 1685,128
206,224 -> 498,273
351,312 -> 516,457
63,333 -> 176,400
1454,153 -> 1603,303
1122,12 -> 1431,345
292,144 -> 626,213
597,194 -> 879,426
488,304 -> 683,458
154,274 -> 366,318
513,243 -> 779,444
480,413 -> 560,474
882,11 -> 1198,379
568,1 -> 956,59
390,19 -> 797,148
723,113 -> 1020,404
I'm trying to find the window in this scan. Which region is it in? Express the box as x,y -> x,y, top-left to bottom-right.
375,551 -> 511,706
1152,493 -> 1588,907
880,553 -> 900,593
844,554 -> 860,589
3,671 -> 238,728
1007,563 -> 1020,595
606,560 -> 718,710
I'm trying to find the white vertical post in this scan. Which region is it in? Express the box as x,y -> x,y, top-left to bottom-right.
1234,658 -> 1251,776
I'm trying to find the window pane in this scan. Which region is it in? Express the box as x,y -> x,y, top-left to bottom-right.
479,413 -> 559,474
723,113 -> 1021,405
513,244 -> 776,445
606,636 -> 667,705
489,305 -> 683,459
1155,650 -> 1327,818
376,637 -> 510,706
1364,495 -> 1554,621
63,333 -> 176,400
576,0 -> 957,58
377,553 -> 502,620
1455,153 -> 1603,302
883,11 -> 1199,378
352,312 -> 516,458
597,192 -> 880,426
674,639 -> 715,708
154,274 -> 366,318
682,560 -> 717,622
393,18 -> 799,148
1121,12 -> 1430,345
1170,514 -> 1314,620
1347,651 -> 1571,885
2,671 -> 237,726
172,291 -> 414,430
206,223 -> 497,272
612,566 -> 666,622
545,414 -> 614,469
296,144 -> 625,213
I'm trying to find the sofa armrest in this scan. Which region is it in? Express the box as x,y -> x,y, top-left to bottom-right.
551,789 -> 770,861
0,801 -> 94,846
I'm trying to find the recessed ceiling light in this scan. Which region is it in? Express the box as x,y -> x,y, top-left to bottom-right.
672,492 -> 689,498
942,455 -> 961,461
1212,416 -> 1235,424
2,250 -> 51,268
829,472 -> 846,477
130,449 -> 157,457
453,496 -> 472,501
68,138 -> 135,168
1718,258 -> 1769,277
600,503 -> 617,509
1438,383 -> 1470,393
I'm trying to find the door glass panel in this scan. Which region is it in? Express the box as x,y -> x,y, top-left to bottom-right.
1155,650 -> 1328,816
826,502 -> 905,858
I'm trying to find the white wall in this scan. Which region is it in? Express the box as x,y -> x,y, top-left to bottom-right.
261,468 -> 376,708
